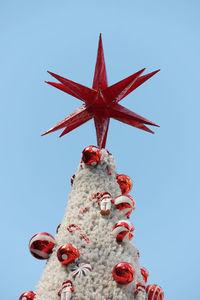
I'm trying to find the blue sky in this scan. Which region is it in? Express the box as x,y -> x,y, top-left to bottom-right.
1,1 -> 200,299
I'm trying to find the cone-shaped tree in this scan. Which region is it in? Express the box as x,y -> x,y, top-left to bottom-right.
34,148 -> 147,300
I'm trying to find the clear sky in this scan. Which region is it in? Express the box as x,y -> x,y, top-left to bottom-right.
1,1 -> 200,299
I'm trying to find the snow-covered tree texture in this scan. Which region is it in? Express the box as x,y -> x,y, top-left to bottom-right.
34,148 -> 146,300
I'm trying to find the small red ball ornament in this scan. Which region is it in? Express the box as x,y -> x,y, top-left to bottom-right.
146,284 -> 164,300
19,291 -> 36,300
112,262 -> 135,284
29,232 -> 55,260
112,220 -> 134,242
114,195 -> 136,218
116,174 -> 133,194
57,244 -> 80,265
82,146 -> 101,166
141,267 -> 149,283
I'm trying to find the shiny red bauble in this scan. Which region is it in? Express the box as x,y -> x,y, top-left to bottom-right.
114,195 -> 136,218
29,232 -> 55,260
117,174 -> 133,194
112,262 -> 135,284
82,146 -> 101,166
57,244 -> 80,265
146,284 -> 164,300
112,220 -> 134,243
141,267 -> 149,283
19,291 -> 36,300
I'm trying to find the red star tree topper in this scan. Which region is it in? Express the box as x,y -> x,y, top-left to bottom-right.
42,34 -> 160,148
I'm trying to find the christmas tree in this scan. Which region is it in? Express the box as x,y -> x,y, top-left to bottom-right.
19,35 -> 164,300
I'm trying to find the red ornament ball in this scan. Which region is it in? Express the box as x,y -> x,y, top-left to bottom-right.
117,174 -> 133,194
112,262 -> 135,284
57,244 -> 80,265
114,195 -> 136,218
19,291 -> 36,300
112,220 -> 134,242
82,146 -> 101,166
141,267 -> 149,283
146,284 -> 164,300
29,232 -> 55,260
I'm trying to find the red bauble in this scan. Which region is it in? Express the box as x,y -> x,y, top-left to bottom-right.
146,284 -> 164,300
112,262 -> 135,284
116,174 -> 133,194
82,146 -> 101,166
57,244 -> 80,265
114,195 -> 136,218
29,232 -> 55,260
19,291 -> 36,300
141,267 -> 149,283
112,220 -> 134,242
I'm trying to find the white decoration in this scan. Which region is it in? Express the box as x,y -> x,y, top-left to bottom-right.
59,282 -> 73,300
71,262 -> 92,279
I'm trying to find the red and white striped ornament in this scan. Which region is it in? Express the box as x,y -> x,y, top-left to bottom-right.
112,220 -> 134,242
67,224 -> 90,243
114,195 -> 135,218
71,262 -> 92,279
146,284 -> 164,300
19,291 -> 36,300
29,232 -> 55,260
141,267 -> 149,283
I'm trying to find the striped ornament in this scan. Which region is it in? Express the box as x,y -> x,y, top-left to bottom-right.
112,220 -> 134,242
71,262 -> 92,279
29,232 -> 55,260
114,195 -> 135,218
146,284 -> 164,300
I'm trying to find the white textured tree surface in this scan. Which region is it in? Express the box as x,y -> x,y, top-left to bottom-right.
35,149 -> 145,300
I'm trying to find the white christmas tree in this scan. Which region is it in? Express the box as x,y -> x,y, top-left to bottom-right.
19,35 -> 164,300
34,147 -> 146,300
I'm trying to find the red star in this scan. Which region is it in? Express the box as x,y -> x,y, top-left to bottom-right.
42,34 -> 160,148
